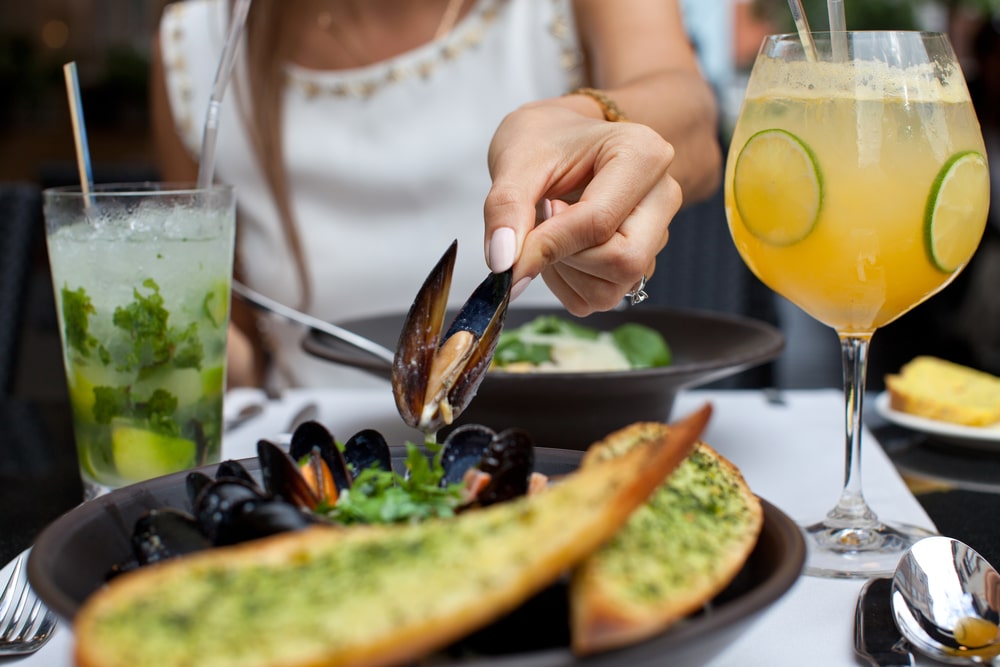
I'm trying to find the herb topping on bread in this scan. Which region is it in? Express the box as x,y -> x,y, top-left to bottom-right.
570,436 -> 763,654
74,406 -> 710,667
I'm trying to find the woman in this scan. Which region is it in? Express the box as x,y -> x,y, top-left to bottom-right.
151,0 -> 722,389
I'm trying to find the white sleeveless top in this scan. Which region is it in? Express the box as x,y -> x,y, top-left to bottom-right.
160,0 -> 583,389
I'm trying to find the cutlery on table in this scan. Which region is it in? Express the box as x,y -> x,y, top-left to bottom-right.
892,535 -> 1000,664
285,401 -> 319,434
231,281 -> 394,368
855,576 -> 913,667
0,551 -> 57,656
224,401 -> 265,432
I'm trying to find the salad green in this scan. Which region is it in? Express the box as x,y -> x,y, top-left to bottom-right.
492,315 -> 672,371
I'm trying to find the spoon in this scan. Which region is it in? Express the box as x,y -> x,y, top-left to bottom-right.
891,536 -> 1000,664
231,280 -> 394,368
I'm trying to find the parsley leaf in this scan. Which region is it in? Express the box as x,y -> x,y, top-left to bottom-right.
324,442 -> 463,525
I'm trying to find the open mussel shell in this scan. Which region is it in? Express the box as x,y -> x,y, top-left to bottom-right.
476,428 -> 535,506
288,421 -> 352,494
343,428 -> 392,478
437,424 -> 536,507
393,240 -> 512,434
439,424 -> 494,487
258,439 -> 327,509
393,241 -> 456,429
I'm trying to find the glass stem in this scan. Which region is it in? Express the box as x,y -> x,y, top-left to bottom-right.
829,333 -> 879,528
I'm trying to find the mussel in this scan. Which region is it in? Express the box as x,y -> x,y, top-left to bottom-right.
122,415 -> 540,578
393,241 -> 512,435
438,423 -> 538,508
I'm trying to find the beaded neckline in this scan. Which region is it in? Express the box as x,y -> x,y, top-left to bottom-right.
284,0 -> 582,100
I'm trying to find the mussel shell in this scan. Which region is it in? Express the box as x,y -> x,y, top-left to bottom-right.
131,508 -> 212,566
343,429 -> 392,479
186,471 -> 214,508
258,439 -> 323,508
215,458 -> 258,486
213,500 -> 319,546
288,421 -> 352,492
192,477 -> 268,543
475,428 -> 535,506
438,424 -> 494,487
437,269 -> 512,426
393,241 -> 457,430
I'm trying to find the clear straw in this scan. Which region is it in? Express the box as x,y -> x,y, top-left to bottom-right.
787,0 -> 818,62
196,0 -> 253,188
62,61 -> 94,204
828,0 -> 848,61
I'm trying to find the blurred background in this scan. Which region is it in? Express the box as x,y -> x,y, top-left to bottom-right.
1,0 -> 999,399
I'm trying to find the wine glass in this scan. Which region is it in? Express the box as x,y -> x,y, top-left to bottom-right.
724,31 -> 990,578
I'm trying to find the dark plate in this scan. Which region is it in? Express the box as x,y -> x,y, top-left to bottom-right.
302,306 -> 785,450
29,449 -> 804,667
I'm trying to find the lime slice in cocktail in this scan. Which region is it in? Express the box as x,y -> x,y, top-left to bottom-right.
924,150 -> 989,272
733,129 -> 823,246
112,423 -> 196,481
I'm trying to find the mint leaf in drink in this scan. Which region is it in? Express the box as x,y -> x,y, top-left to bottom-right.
110,279 -> 204,375
113,279 -> 172,370
139,389 -> 181,436
172,323 -> 204,370
61,286 -> 98,357
92,386 -> 131,424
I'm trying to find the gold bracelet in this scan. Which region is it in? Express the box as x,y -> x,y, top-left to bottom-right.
567,87 -> 628,122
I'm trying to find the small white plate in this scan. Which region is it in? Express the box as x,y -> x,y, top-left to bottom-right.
874,392 -> 1000,450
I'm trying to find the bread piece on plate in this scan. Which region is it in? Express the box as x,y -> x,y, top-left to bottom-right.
74,405 -> 711,667
570,436 -> 763,655
886,356 -> 1000,426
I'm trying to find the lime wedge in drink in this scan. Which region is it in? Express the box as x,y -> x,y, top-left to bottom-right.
112,422 -> 196,481
733,129 -> 823,245
924,150 -> 990,272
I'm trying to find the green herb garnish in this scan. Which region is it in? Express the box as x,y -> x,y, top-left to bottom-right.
323,442 -> 463,525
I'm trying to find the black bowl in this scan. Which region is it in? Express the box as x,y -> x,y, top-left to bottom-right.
29,449 -> 803,666
302,306 -> 784,449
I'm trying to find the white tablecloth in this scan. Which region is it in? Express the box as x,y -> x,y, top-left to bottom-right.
12,388 -> 941,666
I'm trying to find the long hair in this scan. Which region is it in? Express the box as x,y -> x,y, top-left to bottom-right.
234,0 -> 312,309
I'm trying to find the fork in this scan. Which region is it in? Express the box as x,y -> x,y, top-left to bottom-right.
0,551 -> 58,655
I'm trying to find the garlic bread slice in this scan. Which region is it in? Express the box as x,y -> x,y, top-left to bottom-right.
75,405 -> 711,667
571,437 -> 763,655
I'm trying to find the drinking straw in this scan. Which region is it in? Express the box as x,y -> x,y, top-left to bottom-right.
828,0 -> 848,62
196,0 -> 253,188
786,0 -> 818,62
62,61 -> 94,202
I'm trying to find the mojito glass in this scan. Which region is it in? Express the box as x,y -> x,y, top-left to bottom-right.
43,183 -> 236,498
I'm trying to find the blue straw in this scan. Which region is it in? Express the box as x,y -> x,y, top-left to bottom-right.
62,61 -> 94,200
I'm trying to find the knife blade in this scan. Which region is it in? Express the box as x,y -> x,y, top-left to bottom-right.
855,577 -> 914,667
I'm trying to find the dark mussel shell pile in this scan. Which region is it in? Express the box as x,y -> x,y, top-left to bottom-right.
114,419 -> 537,578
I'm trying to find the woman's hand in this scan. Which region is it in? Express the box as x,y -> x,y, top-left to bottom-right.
484,103 -> 680,316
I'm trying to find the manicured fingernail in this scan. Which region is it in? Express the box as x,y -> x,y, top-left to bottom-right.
542,198 -> 553,220
510,277 -> 532,301
488,227 -> 517,272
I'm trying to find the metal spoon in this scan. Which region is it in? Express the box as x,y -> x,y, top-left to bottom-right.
231,280 -> 394,368
891,536 -> 1000,664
